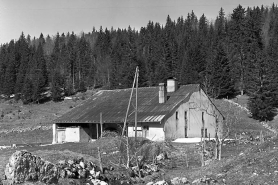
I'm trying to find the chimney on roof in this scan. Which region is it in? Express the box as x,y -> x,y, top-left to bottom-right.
167,78 -> 178,93
159,83 -> 166,103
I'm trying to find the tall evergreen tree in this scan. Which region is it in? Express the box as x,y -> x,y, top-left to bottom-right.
3,40 -> 17,96
229,5 -> 247,95
15,32 -> 30,95
32,42 -> 48,102
22,77 -> 34,104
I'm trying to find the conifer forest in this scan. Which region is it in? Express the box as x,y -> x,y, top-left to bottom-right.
1,4 -> 278,121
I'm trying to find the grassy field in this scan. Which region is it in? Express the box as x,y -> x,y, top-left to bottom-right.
0,90 -> 95,132
213,96 -> 272,136
0,137 -> 263,184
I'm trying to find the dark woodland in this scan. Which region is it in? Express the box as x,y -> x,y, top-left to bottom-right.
1,4 -> 278,121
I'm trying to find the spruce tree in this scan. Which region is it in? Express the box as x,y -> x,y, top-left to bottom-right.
51,71 -> 63,101
3,40 -> 17,96
32,43 -> 48,102
15,32 -> 30,95
22,77 -> 33,104
211,44 -> 234,98
229,5 -> 247,95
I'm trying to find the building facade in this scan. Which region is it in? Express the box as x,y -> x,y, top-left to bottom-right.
52,79 -> 224,143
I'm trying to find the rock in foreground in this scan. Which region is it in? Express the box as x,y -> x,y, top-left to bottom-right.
5,150 -> 59,184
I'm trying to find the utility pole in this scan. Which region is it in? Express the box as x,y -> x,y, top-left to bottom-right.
122,68 -> 137,136
135,67 -> 139,141
100,112 -> 103,138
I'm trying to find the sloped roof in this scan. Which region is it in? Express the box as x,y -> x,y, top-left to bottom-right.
54,84 -> 200,124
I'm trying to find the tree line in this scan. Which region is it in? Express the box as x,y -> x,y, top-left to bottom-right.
0,4 -> 278,121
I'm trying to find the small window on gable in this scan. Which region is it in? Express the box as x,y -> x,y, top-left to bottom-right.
185,111 -> 187,120
176,111 -> 179,120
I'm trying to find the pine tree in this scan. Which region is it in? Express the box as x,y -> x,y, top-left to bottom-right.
229,5 -> 247,95
211,44 -> 234,98
51,71 -> 63,101
22,77 -> 33,104
32,43 -> 48,102
3,40 -> 17,96
246,7 -> 278,121
0,45 -> 8,94
247,53 -> 278,121
15,32 -> 30,94
67,32 -> 78,91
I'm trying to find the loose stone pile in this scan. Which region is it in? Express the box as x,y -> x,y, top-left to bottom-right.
4,150 -> 108,185
5,151 -> 60,184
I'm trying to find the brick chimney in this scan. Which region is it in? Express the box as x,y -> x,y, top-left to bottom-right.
167,78 -> 177,93
159,83 -> 166,103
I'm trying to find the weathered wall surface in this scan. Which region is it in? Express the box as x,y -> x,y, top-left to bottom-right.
128,122 -> 165,141
164,89 -> 223,140
65,127 -> 80,142
80,126 -> 91,142
164,103 -> 189,140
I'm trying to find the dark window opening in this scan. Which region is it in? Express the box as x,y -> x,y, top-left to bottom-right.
143,126 -> 149,137
176,111 -> 179,120
201,128 -> 208,138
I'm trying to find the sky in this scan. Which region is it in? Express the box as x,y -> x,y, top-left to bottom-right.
0,0 -> 276,44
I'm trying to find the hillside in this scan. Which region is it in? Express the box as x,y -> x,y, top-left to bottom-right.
185,135 -> 278,184
0,91 -> 275,146
0,90 -> 96,145
0,93 -> 278,184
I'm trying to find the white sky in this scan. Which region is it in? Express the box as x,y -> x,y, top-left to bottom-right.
0,0 -> 276,44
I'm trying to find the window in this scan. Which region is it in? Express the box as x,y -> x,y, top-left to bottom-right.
143,126 -> 149,137
176,111 -> 179,120
185,111 -> 187,120
201,128 -> 208,138
185,126 -> 187,138
133,126 -> 142,131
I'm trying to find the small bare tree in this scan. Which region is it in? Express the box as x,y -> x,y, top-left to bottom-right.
202,72 -> 221,99
215,101 -> 241,160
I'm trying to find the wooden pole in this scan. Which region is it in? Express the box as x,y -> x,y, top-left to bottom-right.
97,147 -> 103,173
100,112 -> 103,138
96,123 -> 99,139
122,68 -> 137,136
135,67 -> 139,141
185,154 -> 189,168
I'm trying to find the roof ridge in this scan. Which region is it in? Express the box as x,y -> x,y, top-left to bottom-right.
98,86 -> 158,92
97,84 -> 199,92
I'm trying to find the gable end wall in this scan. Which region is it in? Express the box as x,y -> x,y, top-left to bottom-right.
164,88 -> 223,140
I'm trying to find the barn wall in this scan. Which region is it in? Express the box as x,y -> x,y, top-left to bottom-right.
80,126 -> 91,142
187,89 -> 223,138
65,127 -> 80,142
56,123 -> 99,143
164,103 -> 189,140
164,89 -> 223,140
128,122 -> 165,141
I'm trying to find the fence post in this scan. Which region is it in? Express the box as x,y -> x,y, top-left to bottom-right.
97,147 -> 103,173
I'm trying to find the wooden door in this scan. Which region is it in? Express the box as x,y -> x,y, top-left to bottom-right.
57,130 -> 66,143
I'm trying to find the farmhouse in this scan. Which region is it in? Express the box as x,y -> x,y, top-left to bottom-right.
52,79 -> 224,143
